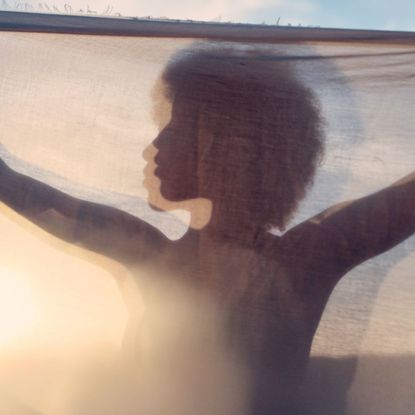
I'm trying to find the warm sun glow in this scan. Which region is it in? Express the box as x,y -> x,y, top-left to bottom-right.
0,267 -> 37,348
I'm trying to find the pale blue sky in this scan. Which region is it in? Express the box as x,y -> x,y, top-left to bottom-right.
1,0 -> 414,31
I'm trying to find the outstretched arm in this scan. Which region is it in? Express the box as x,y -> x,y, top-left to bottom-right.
0,158 -> 167,262
283,171 -> 415,282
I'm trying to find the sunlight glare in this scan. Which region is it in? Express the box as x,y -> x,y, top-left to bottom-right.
0,267 -> 37,348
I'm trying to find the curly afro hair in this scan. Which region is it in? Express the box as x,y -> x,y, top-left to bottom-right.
160,43 -> 324,236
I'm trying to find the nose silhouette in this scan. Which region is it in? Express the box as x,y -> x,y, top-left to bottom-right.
148,125 -> 174,166
152,125 -> 171,149
142,143 -> 158,163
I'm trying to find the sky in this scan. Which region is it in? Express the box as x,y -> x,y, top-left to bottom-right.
0,0 -> 415,31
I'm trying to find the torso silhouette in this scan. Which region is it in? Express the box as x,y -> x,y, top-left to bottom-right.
162,230 -> 333,414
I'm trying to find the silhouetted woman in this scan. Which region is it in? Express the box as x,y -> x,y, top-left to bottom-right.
0,45 -> 414,414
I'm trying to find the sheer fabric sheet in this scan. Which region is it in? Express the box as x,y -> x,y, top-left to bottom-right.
0,27 -> 414,415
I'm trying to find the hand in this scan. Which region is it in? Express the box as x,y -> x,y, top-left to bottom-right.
0,157 -> 12,207
0,157 -> 11,177
0,143 -> 12,174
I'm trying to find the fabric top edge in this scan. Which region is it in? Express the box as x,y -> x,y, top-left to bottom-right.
0,10 -> 415,44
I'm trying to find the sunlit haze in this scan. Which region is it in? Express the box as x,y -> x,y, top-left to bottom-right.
0,268 -> 37,348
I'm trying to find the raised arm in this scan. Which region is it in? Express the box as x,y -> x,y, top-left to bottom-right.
283,171 -> 415,282
0,157 -> 167,262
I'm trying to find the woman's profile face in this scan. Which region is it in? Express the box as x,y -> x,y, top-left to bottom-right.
145,94 -> 203,203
